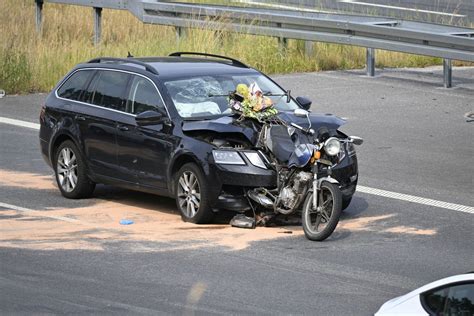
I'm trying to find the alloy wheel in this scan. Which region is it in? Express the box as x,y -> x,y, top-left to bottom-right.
309,188 -> 333,232
56,147 -> 78,193
177,171 -> 201,218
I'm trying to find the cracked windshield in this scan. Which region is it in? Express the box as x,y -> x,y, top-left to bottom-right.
164,74 -> 299,118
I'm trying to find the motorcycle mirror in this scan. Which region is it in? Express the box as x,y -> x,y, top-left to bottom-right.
286,90 -> 291,103
350,136 -> 364,145
294,108 -> 309,118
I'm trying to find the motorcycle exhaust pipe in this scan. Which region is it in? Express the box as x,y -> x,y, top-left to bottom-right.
247,190 -> 274,209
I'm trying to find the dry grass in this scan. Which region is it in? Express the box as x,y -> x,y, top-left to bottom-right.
0,0 -> 469,94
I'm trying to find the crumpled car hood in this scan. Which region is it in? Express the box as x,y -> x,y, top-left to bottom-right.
182,112 -> 346,144
279,111 -> 346,131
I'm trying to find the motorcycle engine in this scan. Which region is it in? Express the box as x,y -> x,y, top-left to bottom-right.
279,171 -> 313,213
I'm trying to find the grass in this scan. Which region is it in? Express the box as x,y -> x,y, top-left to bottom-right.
0,0 -> 471,94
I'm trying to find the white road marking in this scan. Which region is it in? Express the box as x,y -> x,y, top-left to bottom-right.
2,118 -> 472,215
0,117 -> 40,130
0,202 -> 80,223
357,186 -> 474,214
339,0 -> 466,18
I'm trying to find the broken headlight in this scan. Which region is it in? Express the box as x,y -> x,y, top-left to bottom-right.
212,150 -> 245,165
243,152 -> 267,169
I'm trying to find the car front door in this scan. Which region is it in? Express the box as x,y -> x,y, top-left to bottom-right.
115,74 -> 174,190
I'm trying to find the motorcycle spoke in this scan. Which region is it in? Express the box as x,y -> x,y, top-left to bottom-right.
312,213 -> 322,231
320,210 -> 330,222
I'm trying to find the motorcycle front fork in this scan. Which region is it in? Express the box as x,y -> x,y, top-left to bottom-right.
312,163 -> 318,210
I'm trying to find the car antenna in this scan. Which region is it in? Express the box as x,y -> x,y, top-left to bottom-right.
127,51 -> 134,58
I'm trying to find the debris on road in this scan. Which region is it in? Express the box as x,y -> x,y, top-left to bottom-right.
230,214 -> 255,229
464,111 -> 474,122
120,219 -> 134,225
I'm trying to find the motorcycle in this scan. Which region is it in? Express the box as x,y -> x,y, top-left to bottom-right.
246,109 -> 363,241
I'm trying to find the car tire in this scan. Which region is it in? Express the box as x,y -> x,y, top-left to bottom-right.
342,196 -> 352,210
175,163 -> 214,224
54,140 -> 95,199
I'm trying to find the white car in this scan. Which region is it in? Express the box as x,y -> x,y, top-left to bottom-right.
375,273 -> 474,315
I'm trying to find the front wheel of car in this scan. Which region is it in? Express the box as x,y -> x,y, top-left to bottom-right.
175,163 -> 214,224
54,140 -> 95,199
342,196 -> 352,211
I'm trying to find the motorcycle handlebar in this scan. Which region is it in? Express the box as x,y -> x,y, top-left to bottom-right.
290,122 -> 314,135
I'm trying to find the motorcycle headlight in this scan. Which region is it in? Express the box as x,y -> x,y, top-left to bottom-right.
212,150 -> 245,165
243,152 -> 267,169
324,137 -> 341,156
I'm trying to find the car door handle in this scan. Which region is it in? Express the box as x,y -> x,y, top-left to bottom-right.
117,125 -> 129,131
75,115 -> 86,121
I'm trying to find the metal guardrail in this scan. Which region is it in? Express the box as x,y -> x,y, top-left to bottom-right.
34,0 -> 474,88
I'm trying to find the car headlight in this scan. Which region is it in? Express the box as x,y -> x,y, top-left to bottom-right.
243,152 -> 267,169
324,137 -> 341,156
212,150 -> 245,165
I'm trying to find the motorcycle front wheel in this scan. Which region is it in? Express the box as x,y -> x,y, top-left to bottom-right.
302,182 -> 342,241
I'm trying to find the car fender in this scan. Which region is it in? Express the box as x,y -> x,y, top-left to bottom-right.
49,117 -> 85,166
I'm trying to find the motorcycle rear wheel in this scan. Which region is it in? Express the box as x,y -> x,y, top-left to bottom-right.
302,182 -> 342,241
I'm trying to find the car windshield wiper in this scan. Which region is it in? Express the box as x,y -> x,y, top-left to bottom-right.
263,90 -> 292,103
207,92 -> 231,98
209,90 -> 292,103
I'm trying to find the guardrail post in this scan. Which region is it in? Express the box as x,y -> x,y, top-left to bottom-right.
277,23 -> 288,51
35,0 -> 43,33
278,37 -> 288,51
94,7 -> 102,46
176,27 -> 185,45
366,48 -> 375,76
443,59 -> 452,88
304,41 -> 314,57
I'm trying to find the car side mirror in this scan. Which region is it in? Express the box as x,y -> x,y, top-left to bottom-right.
296,96 -> 312,110
135,110 -> 165,126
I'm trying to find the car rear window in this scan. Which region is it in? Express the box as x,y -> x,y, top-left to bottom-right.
87,70 -> 130,112
57,70 -> 93,101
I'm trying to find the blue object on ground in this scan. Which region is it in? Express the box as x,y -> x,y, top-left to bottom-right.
120,219 -> 134,225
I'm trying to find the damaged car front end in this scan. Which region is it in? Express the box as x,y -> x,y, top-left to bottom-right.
175,110 -> 359,218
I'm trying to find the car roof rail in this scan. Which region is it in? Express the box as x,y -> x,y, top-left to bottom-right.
87,57 -> 159,75
169,52 -> 248,68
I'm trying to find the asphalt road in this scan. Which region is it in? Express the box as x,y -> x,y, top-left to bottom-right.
1,66 -> 473,315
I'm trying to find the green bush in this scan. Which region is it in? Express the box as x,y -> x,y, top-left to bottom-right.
0,49 -> 32,94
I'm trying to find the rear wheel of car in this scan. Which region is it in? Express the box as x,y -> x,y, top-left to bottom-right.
175,163 -> 213,224
54,140 -> 95,199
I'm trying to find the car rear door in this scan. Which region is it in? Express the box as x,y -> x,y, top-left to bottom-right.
115,74 -> 173,190
74,69 -> 131,180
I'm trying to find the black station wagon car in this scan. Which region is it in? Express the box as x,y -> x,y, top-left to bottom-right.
39,52 -> 358,223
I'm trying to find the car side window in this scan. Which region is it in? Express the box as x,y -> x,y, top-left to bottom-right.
88,70 -> 130,112
57,70 -> 92,101
126,76 -> 165,115
422,282 -> 474,315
